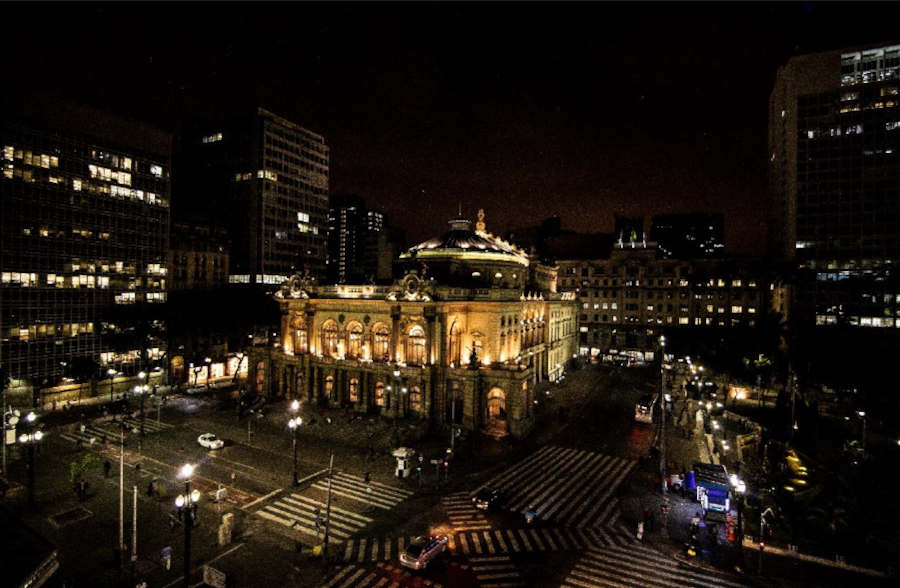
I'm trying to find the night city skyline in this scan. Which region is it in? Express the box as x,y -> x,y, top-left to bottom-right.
4,3 -> 900,588
6,2 -> 898,252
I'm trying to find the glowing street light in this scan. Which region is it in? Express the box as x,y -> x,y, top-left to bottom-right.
173,463 -> 199,588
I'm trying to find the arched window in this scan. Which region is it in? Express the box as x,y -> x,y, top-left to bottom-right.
346,322 -> 363,359
487,387 -> 506,420
322,320 -> 339,358
410,385 -> 422,414
325,375 -> 334,399
375,381 -> 386,407
349,377 -> 359,403
407,325 -> 426,366
449,323 -> 461,366
291,316 -> 307,354
373,323 -> 390,362
472,331 -> 484,362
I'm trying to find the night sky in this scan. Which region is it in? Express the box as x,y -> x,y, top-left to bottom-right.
7,2 -> 900,253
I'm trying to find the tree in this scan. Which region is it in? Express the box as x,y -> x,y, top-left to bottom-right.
69,452 -> 100,501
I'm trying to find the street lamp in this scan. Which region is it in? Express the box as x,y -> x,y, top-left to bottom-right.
204,358 -> 211,389
18,414 -> 43,509
730,474 -> 746,565
175,464 -> 199,588
108,368 -> 117,402
288,400 -> 301,487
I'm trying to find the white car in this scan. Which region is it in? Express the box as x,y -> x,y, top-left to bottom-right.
197,433 -> 224,450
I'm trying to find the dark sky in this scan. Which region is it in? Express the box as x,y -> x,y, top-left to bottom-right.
7,2 -> 900,254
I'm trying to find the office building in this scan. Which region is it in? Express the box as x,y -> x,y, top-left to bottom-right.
168,220 -> 229,290
769,42 -> 900,390
253,210 -> 578,439
1,95 -> 170,394
557,242 -> 764,362
327,194 -> 386,284
176,108 -> 329,287
650,213 -> 725,259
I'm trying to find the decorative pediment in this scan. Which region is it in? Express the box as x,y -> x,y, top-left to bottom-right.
387,270 -> 434,302
278,272 -> 315,299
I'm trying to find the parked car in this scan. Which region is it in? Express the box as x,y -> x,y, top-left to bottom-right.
472,487 -> 504,511
399,535 -> 449,571
197,433 -> 225,450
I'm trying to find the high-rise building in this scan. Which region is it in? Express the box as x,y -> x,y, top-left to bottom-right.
327,194 -> 394,284
1,95 -> 171,390
650,213 -> 725,259
769,42 -> 900,390
176,108 -> 329,287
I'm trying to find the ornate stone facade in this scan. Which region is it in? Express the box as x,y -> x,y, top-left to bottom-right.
251,214 -> 578,438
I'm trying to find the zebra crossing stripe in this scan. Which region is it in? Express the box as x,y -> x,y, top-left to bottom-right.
564,458 -> 628,526
528,529 -> 546,551
286,494 -> 374,522
595,498 -> 618,527
258,506 -> 350,539
481,531 -> 496,554
311,479 -> 399,509
491,530 -> 510,553
374,578 -> 389,588
323,565 -> 358,587
506,447 -> 580,509
579,548 -> 748,588
479,446 -> 559,494
556,457 -> 626,525
337,567 -> 367,588
333,472 -> 413,498
540,529 -> 558,551
356,538 -> 368,563
574,460 -> 635,526
550,528 -> 572,550
278,497 -> 364,532
544,455 -> 614,520
344,542 -> 354,561
471,532 -> 483,554
516,529 -> 534,551
457,532 -> 469,554
530,451 -> 603,516
504,529 -> 521,552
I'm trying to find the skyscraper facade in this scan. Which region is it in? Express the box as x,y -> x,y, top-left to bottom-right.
769,42 -> 900,390
1,96 -> 171,389
177,108 -> 329,286
327,194 -> 388,284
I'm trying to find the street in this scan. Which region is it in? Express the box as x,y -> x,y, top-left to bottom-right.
5,364 -> 885,587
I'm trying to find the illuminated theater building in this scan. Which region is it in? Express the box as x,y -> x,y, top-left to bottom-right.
251,211 -> 578,438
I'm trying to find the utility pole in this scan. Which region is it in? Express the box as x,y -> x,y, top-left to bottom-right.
322,452 -> 334,562
659,335 -> 667,494
2,384 -> 7,475
450,386 -> 456,452
131,485 -> 138,575
119,421 -> 125,570
758,507 -> 774,576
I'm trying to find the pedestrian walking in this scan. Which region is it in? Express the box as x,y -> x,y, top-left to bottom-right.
103,460 -> 111,478
230,471 -> 236,486
134,463 -> 141,475
80,423 -> 86,434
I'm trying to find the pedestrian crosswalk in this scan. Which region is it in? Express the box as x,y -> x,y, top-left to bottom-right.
311,472 -> 414,510
443,491 -> 491,531
255,492 -> 374,543
478,445 -> 636,528
469,554 -> 524,587
339,535 -> 417,562
454,526 -> 637,556
561,546 -> 748,588
59,416 -> 173,446
322,562 -> 445,588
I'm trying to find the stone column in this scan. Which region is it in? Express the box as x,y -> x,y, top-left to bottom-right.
390,305 -> 401,363
305,306 -> 316,356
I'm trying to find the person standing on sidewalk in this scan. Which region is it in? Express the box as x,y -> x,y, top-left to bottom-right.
103,459 -> 111,478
